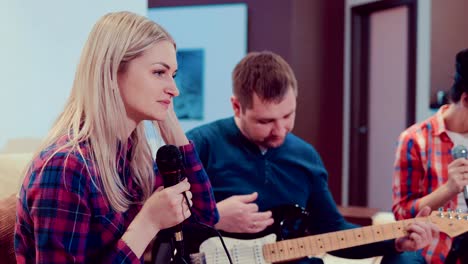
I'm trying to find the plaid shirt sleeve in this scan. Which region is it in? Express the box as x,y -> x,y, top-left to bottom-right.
15,152 -> 140,264
178,141 -> 219,225
392,131 -> 425,219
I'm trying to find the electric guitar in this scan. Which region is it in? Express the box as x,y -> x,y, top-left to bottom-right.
188,208 -> 468,264
153,204 -> 310,263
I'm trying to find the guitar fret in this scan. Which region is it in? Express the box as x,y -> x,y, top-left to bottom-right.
294,237 -> 302,257
394,220 -> 407,237
265,243 -> 272,258
344,229 -> 356,247
328,234 -> 336,252
385,223 -> 395,240
316,235 -> 326,253
382,223 -> 395,240
289,238 -> 299,259
302,236 -> 311,256
280,240 -> 287,258
332,231 -> 341,249
317,235 -> 325,252
372,225 -> 383,241
371,225 -> 377,241
358,226 -> 367,244
285,240 -> 293,259
353,227 -> 365,245
307,235 -> 318,256
284,240 -> 291,258
391,220 -> 398,238
351,228 -> 361,247
293,238 -> 301,258
364,225 -> 374,243
353,229 -> 363,247
274,241 -> 282,261
299,237 -> 308,257
292,239 -> 300,258
380,224 -> 388,240
362,226 -> 369,243
268,243 -> 275,262
309,235 -> 318,255
337,230 -> 346,249
272,240 -> 280,260
298,238 -> 307,258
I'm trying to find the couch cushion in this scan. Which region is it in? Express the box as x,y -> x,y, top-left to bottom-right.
0,153 -> 33,200
0,194 -> 17,264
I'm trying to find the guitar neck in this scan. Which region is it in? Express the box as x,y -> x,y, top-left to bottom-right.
263,217 -> 425,263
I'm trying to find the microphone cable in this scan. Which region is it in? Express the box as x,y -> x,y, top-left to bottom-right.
182,191 -> 233,264
155,145 -> 232,264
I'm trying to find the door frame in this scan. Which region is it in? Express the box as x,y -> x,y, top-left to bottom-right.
348,0 -> 417,206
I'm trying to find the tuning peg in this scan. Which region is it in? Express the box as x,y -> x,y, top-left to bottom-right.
456,209 -> 463,220
438,207 -> 444,218
447,209 -> 454,219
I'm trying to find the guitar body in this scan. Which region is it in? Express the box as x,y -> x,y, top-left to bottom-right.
183,204 -> 310,256
190,234 -> 277,264
182,204 -> 311,264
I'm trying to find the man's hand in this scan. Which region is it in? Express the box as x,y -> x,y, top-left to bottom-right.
395,206 -> 439,252
416,159 -> 468,210
215,192 -> 274,233
446,158 -> 468,194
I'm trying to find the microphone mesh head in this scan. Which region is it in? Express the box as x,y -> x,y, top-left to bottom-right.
156,145 -> 183,173
452,145 -> 468,159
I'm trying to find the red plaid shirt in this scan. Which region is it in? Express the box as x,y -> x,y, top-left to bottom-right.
15,136 -> 218,263
393,105 -> 459,264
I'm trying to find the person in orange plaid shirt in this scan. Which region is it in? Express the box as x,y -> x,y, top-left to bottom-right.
393,48 -> 468,264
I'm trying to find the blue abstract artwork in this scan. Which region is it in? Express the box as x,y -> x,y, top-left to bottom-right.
174,49 -> 204,120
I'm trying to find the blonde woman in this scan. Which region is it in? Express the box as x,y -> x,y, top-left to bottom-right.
14,11 -> 218,263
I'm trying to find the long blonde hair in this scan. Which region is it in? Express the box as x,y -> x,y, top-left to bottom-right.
34,11 -> 175,212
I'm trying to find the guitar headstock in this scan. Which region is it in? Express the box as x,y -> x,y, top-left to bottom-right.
429,209 -> 468,238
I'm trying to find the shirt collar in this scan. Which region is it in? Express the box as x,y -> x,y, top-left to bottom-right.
431,104 -> 450,136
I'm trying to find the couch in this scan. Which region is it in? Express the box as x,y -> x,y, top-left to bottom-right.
0,152 -> 33,264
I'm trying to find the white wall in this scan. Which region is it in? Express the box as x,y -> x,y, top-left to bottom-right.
148,4 -> 247,133
0,0 -> 147,150
342,0 -> 432,206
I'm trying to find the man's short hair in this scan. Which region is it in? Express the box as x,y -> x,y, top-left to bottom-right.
232,51 -> 297,110
450,48 -> 468,103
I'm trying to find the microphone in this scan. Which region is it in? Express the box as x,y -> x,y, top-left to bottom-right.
156,145 -> 186,258
452,145 -> 468,205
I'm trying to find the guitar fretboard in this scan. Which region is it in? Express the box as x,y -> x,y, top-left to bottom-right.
262,217 -> 423,263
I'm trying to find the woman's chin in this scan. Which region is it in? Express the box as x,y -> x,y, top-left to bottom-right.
146,112 -> 167,122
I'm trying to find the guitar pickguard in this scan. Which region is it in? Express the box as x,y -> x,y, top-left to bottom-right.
191,234 -> 277,264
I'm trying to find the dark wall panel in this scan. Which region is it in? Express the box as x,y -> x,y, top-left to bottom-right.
430,0 -> 468,107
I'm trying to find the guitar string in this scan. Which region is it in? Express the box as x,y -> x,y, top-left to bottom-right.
200,220 -> 414,263
263,221 -> 414,262
197,213 -> 464,263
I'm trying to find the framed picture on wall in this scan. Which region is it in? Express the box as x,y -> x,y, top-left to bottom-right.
148,4 -> 247,132
174,49 -> 205,120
